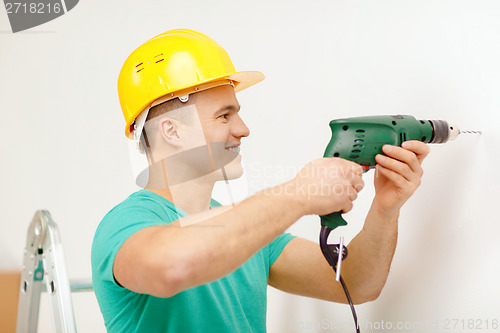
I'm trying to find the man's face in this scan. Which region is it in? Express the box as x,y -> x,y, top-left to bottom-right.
140,84 -> 250,187
194,85 -> 250,180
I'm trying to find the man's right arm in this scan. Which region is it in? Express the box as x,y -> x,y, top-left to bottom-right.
113,158 -> 364,297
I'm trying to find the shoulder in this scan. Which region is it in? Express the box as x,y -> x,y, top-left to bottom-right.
97,190 -> 181,230
91,190 -> 182,261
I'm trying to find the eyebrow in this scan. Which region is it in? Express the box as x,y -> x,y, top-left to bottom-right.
214,104 -> 241,116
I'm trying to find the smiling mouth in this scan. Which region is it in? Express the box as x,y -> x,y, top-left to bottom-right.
225,146 -> 240,153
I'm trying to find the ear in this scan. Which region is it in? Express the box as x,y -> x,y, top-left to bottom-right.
159,117 -> 182,148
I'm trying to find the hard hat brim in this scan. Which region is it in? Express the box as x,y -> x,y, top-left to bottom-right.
228,71 -> 265,93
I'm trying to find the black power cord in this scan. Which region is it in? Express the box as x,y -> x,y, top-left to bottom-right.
319,225 -> 360,333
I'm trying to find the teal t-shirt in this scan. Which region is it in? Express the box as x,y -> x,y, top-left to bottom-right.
91,190 -> 295,333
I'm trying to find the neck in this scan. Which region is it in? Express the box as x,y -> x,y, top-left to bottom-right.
170,177 -> 215,214
144,159 -> 216,215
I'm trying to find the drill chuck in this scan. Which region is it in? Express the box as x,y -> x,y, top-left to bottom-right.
428,120 -> 459,143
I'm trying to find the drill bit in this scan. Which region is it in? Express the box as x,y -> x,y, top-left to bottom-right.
459,129 -> 482,135
446,124 -> 482,141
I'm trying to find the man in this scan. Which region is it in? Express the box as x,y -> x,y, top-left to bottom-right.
91,29 -> 430,332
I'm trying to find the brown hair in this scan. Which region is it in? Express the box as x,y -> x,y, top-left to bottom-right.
146,94 -> 198,122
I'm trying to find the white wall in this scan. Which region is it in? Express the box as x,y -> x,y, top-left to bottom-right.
1,0 -> 499,332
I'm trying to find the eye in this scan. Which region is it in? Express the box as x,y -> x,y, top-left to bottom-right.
218,113 -> 230,120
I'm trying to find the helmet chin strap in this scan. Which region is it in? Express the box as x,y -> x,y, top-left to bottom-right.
133,107 -> 150,154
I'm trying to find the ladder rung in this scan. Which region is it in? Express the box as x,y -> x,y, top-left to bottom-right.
70,280 -> 93,293
39,279 -> 93,293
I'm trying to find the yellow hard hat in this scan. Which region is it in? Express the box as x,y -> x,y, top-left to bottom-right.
118,28 -> 265,139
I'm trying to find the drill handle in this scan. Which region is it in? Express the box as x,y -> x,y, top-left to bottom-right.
320,211 -> 348,230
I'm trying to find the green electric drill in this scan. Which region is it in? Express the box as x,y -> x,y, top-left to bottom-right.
320,114 -> 482,231
318,115 -> 481,333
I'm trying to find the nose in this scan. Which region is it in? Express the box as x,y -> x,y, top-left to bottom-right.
232,114 -> 250,138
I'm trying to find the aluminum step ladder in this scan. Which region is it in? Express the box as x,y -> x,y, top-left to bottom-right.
16,210 -> 93,333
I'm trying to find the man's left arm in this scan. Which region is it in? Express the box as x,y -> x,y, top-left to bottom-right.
269,141 -> 430,304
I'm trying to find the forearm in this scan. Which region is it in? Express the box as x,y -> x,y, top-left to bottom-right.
340,197 -> 399,302
154,183 -> 304,294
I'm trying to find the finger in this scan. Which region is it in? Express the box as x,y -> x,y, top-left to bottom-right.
375,164 -> 408,188
375,153 -> 417,183
340,199 -> 354,214
349,161 -> 364,177
341,160 -> 364,185
335,158 -> 363,176
401,140 -> 431,163
352,177 -> 365,193
382,145 -> 422,175
348,190 -> 358,202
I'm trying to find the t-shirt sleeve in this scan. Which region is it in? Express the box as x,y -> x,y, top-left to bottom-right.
91,202 -> 179,288
267,232 -> 296,267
